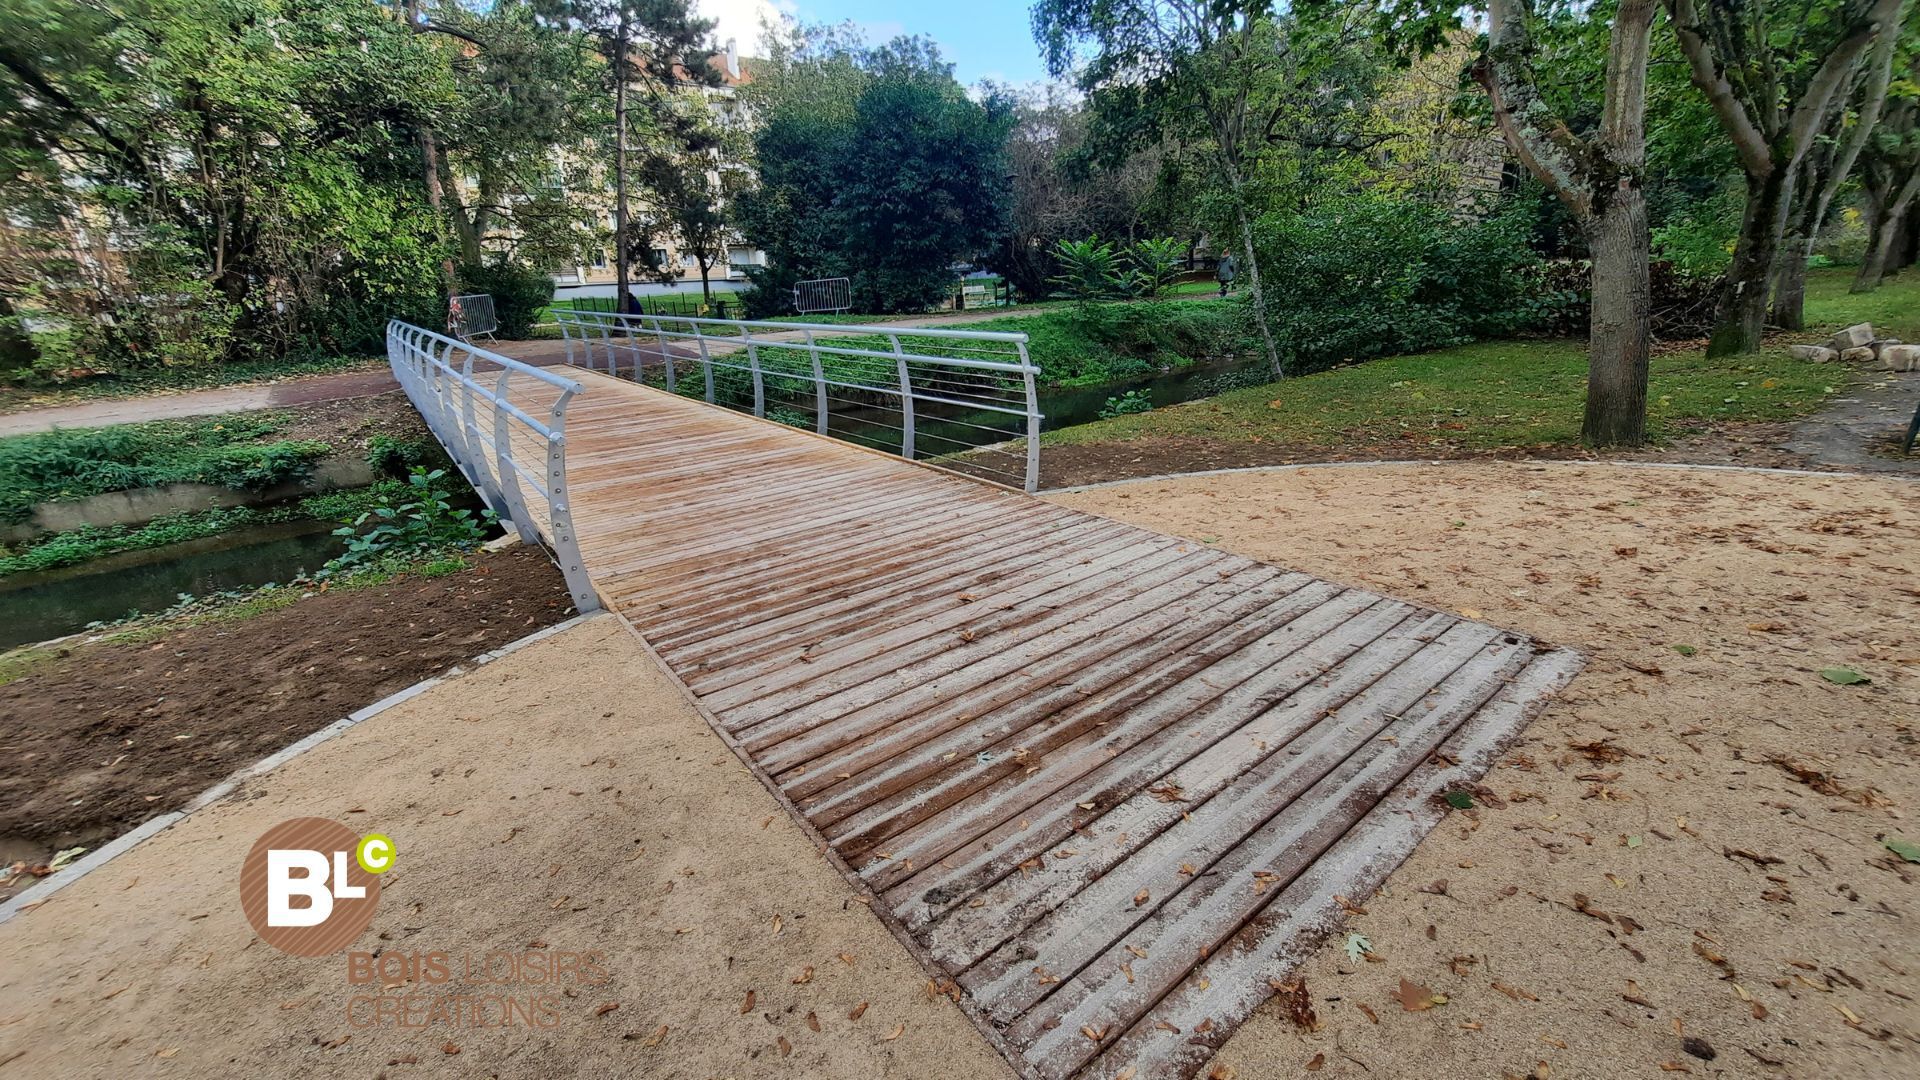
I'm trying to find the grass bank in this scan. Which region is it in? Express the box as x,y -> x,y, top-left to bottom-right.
0,396 -> 445,574
0,413 -> 333,526
1048,267 -> 1905,452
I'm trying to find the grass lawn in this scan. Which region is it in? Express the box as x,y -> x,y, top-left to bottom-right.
1049,267 -> 1908,452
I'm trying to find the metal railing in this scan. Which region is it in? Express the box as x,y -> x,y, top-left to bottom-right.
386,320 -> 600,614
554,309 -> 1043,492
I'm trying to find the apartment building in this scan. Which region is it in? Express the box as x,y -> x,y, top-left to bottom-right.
550,39 -> 766,292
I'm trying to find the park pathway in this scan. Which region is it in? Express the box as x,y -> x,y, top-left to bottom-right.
479,365 -> 1582,1079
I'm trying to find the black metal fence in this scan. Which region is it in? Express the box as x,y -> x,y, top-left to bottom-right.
554,292 -> 736,319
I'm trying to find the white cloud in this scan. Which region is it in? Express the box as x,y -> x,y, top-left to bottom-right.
694,0 -> 796,54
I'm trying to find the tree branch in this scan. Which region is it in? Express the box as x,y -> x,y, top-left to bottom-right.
1663,0 -> 1774,176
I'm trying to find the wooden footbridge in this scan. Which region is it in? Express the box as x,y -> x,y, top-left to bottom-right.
390,318 -> 1581,1079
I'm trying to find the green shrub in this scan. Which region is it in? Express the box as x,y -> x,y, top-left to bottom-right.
366,434 -> 446,478
1652,187 -> 1741,282
0,415 -> 332,525
323,467 -> 492,575
1098,390 -> 1153,419
1050,238 -> 1130,302
457,258 -> 557,339
1252,195 -> 1549,374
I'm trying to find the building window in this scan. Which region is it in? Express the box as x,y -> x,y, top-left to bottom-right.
591,249 -> 607,269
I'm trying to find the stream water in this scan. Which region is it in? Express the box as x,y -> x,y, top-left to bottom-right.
0,520 -> 345,650
0,357 -> 1270,649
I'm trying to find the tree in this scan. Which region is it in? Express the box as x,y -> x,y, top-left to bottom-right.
1468,0 -> 1659,446
420,0 -> 601,269
0,0 -> 456,370
735,32 -> 1012,314
1034,0 -> 1290,377
1768,19 -> 1898,327
989,87 -> 1161,300
535,0 -> 715,312
634,88 -> 747,304
1664,0 -> 1903,355
1853,33 -> 1920,291
833,44 -> 1014,311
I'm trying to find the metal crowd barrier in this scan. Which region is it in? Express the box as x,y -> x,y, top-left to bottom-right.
448,293 -> 498,341
386,320 -> 599,614
553,309 -> 1043,492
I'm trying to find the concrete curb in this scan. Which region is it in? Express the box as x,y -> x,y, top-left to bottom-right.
0,612 -> 601,926
1039,456 -> 1919,495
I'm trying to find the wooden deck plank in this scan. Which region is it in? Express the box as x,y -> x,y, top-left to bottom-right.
464,364 -> 1582,1080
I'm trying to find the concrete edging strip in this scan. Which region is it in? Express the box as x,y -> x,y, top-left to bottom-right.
0,612 -> 599,926
1039,456 -> 1918,495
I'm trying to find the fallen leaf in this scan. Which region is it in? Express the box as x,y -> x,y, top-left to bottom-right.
1269,978 -> 1319,1031
1305,1053 -> 1326,1072
849,1001 -> 869,1022
1392,978 -> 1438,1012
792,966 -> 814,985
1819,666 -> 1868,685
882,1022 -> 905,1042
740,989 -> 756,1015
1883,836 -> 1920,863
806,1011 -> 821,1032
593,1002 -> 619,1017
777,1036 -> 792,1057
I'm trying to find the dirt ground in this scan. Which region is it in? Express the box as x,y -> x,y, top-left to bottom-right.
0,547 -> 572,881
274,389 -> 433,448
0,616 -> 1008,1079
1053,462 -> 1920,1079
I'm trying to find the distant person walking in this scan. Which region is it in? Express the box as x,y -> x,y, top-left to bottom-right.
1216,253 -> 1236,297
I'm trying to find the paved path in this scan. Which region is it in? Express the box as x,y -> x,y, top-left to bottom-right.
1783,368 -> 1920,473
477,365 -> 1581,1080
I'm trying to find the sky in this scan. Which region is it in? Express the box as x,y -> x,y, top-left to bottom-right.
695,0 -> 1053,89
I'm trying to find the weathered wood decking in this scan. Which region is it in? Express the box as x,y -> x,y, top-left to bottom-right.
499,367 -> 1581,1079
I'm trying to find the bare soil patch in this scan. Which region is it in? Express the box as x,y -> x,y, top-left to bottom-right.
0,547 -> 572,884
1054,462 -> 1919,1078
274,388 -> 431,448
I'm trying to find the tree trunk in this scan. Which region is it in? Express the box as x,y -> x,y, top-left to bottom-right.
1708,166 -> 1788,357
1852,176 -> 1890,292
1770,234 -> 1813,330
613,19 -> 632,315
1583,177 -> 1651,446
403,0 -> 458,298
1221,157 -> 1283,378
1856,170 -> 1920,291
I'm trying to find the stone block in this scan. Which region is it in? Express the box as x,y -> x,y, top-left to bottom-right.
1830,322 -> 1876,350
1878,343 -> 1920,371
1788,344 -> 1838,362
1840,346 -> 1875,365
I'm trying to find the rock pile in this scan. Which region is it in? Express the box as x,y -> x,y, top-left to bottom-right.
1789,323 -> 1919,371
